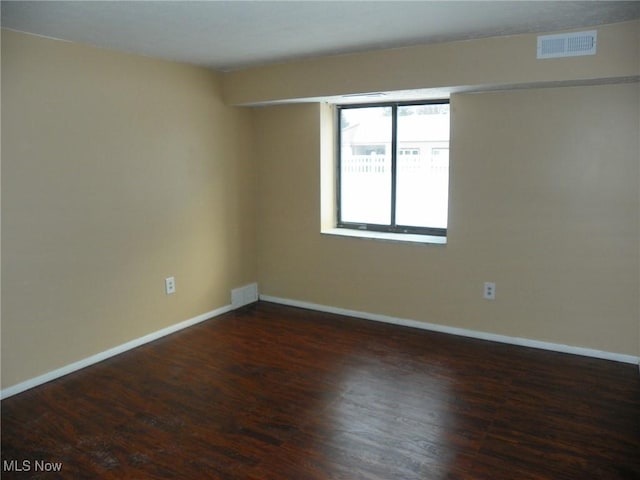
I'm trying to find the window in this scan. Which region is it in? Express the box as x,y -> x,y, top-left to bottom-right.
337,101 -> 450,237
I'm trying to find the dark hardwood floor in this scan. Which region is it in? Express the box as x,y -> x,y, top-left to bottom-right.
2,301 -> 639,479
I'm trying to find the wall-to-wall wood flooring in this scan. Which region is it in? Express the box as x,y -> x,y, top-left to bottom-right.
2,302 -> 639,479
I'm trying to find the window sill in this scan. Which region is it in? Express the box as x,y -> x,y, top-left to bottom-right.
321,227 -> 447,245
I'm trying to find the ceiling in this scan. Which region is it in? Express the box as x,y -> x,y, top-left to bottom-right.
2,1 -> 639,72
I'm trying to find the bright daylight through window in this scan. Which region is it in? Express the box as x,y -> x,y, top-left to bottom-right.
338,101 -> 450,237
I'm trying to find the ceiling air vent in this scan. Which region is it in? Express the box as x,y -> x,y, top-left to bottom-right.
537,30 -> 597,59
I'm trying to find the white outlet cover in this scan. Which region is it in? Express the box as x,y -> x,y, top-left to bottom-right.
165,277 -> 176,294
483,282 -> 496,300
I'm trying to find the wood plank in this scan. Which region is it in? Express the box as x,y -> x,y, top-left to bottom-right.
2,301 -> 639,479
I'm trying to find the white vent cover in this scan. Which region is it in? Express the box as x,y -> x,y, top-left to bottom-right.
537,30 -> 597,59
231,283 -> 258,308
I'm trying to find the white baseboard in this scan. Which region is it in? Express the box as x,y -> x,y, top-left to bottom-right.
0,303 -> 235,400
260,294 -> 640,366
4,292 -> 636,400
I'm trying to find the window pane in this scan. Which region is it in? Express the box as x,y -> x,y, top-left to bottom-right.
340,107 -> 392,225
395,104 -> 450,229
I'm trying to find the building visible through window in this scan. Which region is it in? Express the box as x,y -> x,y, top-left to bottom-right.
338,101 -> 450,236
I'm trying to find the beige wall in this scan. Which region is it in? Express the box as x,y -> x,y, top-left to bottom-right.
1,30 -> 257,388
254,83 -> 640,356
2,20 -> 640,390
223,20 -> 640,105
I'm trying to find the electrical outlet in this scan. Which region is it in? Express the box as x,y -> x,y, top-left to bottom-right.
165,277 -> 176,295
483,282 -> 496,300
